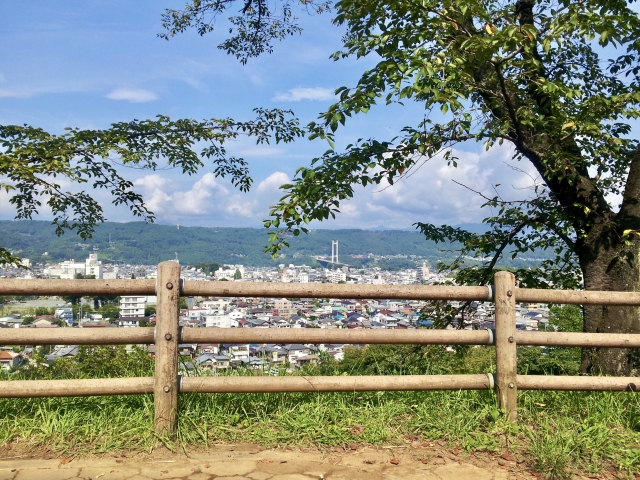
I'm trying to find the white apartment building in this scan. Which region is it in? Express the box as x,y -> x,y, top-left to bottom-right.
85,254 -> 103,278
326,270 -> 347,284
102,266 -> 119,280
369,274 -> 386,285
214,265 -> 244,281
416,263 -> 430,281
201,298 -> 232,311
46,254 -> 103,279
229,344 -> 250,361
203,313 -> 238,328
119,295 -> 156,318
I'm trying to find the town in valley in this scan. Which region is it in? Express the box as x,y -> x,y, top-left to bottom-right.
0,243 -> 549,374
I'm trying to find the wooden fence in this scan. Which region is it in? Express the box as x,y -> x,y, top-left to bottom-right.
1,262 -> 639,432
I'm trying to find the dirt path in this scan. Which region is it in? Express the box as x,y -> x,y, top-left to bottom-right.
1,442 -> 610,480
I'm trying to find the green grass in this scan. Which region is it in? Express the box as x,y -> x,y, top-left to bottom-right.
1,388 -> 639,478
2,343 -> 638,478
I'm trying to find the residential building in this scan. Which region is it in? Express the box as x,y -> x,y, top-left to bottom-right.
118,316 -> 143,327
273,298 -> 296,319
119,296 -> 146,317
214,265 -> 244,281
203,313 -> 237,328
0,351 -> 23,370
0,316 -> 22,328
46,254 -> 104,279
326,270 -> 347,283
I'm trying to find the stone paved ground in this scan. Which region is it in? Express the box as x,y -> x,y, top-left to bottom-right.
0,443 -> 620,480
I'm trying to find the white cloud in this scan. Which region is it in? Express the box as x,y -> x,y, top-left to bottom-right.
128,171 -> 290,225
0,86 -> 51,99
272,86 -> 335,102
256,172 -> 290,193
236,146 -> 285,157
0,145 -> 546,231
172,174 -> 229,215
315,144 -> 541,229
105,87 -> 158,103
135,174 -> 167,191
126,146 -> 540,230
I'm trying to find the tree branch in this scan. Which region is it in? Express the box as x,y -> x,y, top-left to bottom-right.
618,143 -> 640,219
483,219 -> 532,278
491,62 -> 522,141
544,221 -> 576,251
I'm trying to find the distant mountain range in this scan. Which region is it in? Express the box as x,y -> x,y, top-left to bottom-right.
0,220 -> 549,270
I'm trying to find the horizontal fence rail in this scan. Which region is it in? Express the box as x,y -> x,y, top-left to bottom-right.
0,328 -> 155,345
3,377 -> 154,398
0,278 -> 493,301
180,374 -> 492,393
182,282 -> 495,301
181,329 -> 640,348
515,331 -> 640,348
1,264 -> 639,432
3,277 -> 640,305
3,374 -> 638,398
180,328 -> 494,345
0,279 -> 156,296
514,289 -> 640,306
4,327 -> 640,349
517,375 -> 639,391
1,375 -> 492,398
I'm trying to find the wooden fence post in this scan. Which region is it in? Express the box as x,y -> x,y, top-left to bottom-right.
494,271 -> 518,421
154,261 -> 181,435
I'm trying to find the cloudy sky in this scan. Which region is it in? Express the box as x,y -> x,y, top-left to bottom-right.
0,1 -> 542,230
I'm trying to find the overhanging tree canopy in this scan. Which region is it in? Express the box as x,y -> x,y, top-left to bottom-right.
0,109 -> 303,265
269,0 -> 640,375
161,0 -> 640,374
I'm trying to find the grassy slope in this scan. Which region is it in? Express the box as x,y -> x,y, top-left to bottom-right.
1,388 -> 639,478
1,321 -> 635,479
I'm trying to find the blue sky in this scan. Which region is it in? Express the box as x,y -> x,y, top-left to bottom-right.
0,1 -> 544,230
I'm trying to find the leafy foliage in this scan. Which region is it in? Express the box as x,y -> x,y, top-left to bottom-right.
517,305 -> 583,375
159,0 -> 331,64
0,109 -> 303,265
257,0 -> 640,294
17,345 -> 154,380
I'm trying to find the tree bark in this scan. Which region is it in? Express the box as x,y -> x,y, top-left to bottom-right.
512,3 -> 640,375
580,248 -> 640,375
454,0 -> 640,375
578,148 -> 640,375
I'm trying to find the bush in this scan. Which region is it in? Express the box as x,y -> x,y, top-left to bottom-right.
15,345 -> 154,380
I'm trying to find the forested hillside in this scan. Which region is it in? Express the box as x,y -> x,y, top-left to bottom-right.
0,220 -> 550,269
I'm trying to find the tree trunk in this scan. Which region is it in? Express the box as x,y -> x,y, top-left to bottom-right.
579,220 -> 640,376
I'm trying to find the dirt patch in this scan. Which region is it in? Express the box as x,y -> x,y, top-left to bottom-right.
0,442 -> 625,479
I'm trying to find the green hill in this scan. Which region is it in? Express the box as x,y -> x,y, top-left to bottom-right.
0,220 -> 550,270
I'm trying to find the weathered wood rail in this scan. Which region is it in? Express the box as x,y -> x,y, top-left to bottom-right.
1,263 -> 639,433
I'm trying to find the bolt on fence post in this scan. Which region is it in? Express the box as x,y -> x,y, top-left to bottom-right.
494,271 -> 518,421
154,261 -> 181,435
